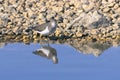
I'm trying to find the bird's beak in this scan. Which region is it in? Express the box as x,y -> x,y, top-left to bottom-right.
33,50 -> 38,55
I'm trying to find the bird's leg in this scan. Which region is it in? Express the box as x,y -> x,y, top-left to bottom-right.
46,37 -> 50,44
40,43 -> 44,48
47,40 -> 50,46
40,34 -> 42,40
44,36 -> 49,44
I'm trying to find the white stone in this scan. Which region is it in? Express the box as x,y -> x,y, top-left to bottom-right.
108,0 -> 115,3
0,0 -> 3,2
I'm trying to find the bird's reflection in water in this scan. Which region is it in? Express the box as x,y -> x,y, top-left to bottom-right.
33,44 -> 58,64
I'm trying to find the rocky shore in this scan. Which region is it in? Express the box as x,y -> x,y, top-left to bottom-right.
0,0 -> 120,40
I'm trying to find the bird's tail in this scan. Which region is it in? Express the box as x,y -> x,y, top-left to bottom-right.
24,25 -> 35,33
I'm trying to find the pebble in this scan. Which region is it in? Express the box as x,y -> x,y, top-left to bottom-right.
114,4 -> 119,9
103,7 -> 110,13
108,0 -> 115,3
91,29 -> 98,35
112,24 -> 119,30
82,2 -> 94,12
108,3 -> 115,7
75,32 -> 82,37
115,8 -> 120,13
13,27 -> 19,33
55,29 -> 61,37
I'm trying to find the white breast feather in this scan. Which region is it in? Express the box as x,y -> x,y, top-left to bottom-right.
39,48 -> 50,56
38,26 -> 49,35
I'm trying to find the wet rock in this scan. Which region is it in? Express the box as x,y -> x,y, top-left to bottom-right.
0,42 -> 7,48
112,41 -> 119,47
23,35 -> 30,41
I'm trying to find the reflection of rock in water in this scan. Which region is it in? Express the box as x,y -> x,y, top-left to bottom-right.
33,45 -> 58,64
69,40 -> 112,57
1,34 -> 120,57
0,42 -> 7,48
39,39 -> 113,57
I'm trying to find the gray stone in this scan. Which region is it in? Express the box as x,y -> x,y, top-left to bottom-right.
73,11 -> 111,29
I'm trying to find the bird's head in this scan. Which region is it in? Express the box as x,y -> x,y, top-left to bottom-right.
52,55 -> 58,64
50,18 -> 57,28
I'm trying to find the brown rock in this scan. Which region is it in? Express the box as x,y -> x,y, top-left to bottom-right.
65,3 -> 70,9
108,2 -> 115,7
114,4 -> 119,9
27,9 -> 33,18
55,29 -> 61,37
103,7 -> 110,13
13,27 -> 19,33
75,32 -> 82,37
91,29 -> 98,35
112,24 -> 119,30
115,8 -> 120,13
82,2 -> 94,12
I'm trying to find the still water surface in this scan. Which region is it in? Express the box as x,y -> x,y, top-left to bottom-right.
0,43 -> 120,80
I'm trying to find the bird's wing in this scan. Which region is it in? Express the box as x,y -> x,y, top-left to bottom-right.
33,22 -> 50,31
33,50 -> 47,58
43,46 -> 57,55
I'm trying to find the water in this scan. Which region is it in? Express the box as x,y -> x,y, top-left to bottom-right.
0,42 -> 120,80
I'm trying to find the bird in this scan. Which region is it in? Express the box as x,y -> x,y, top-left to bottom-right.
32,18 -> 57,38
33,45 -> 58,64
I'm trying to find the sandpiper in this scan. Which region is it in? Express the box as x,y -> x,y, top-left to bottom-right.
33,18 -> 57,38
33,45 -> 58,64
